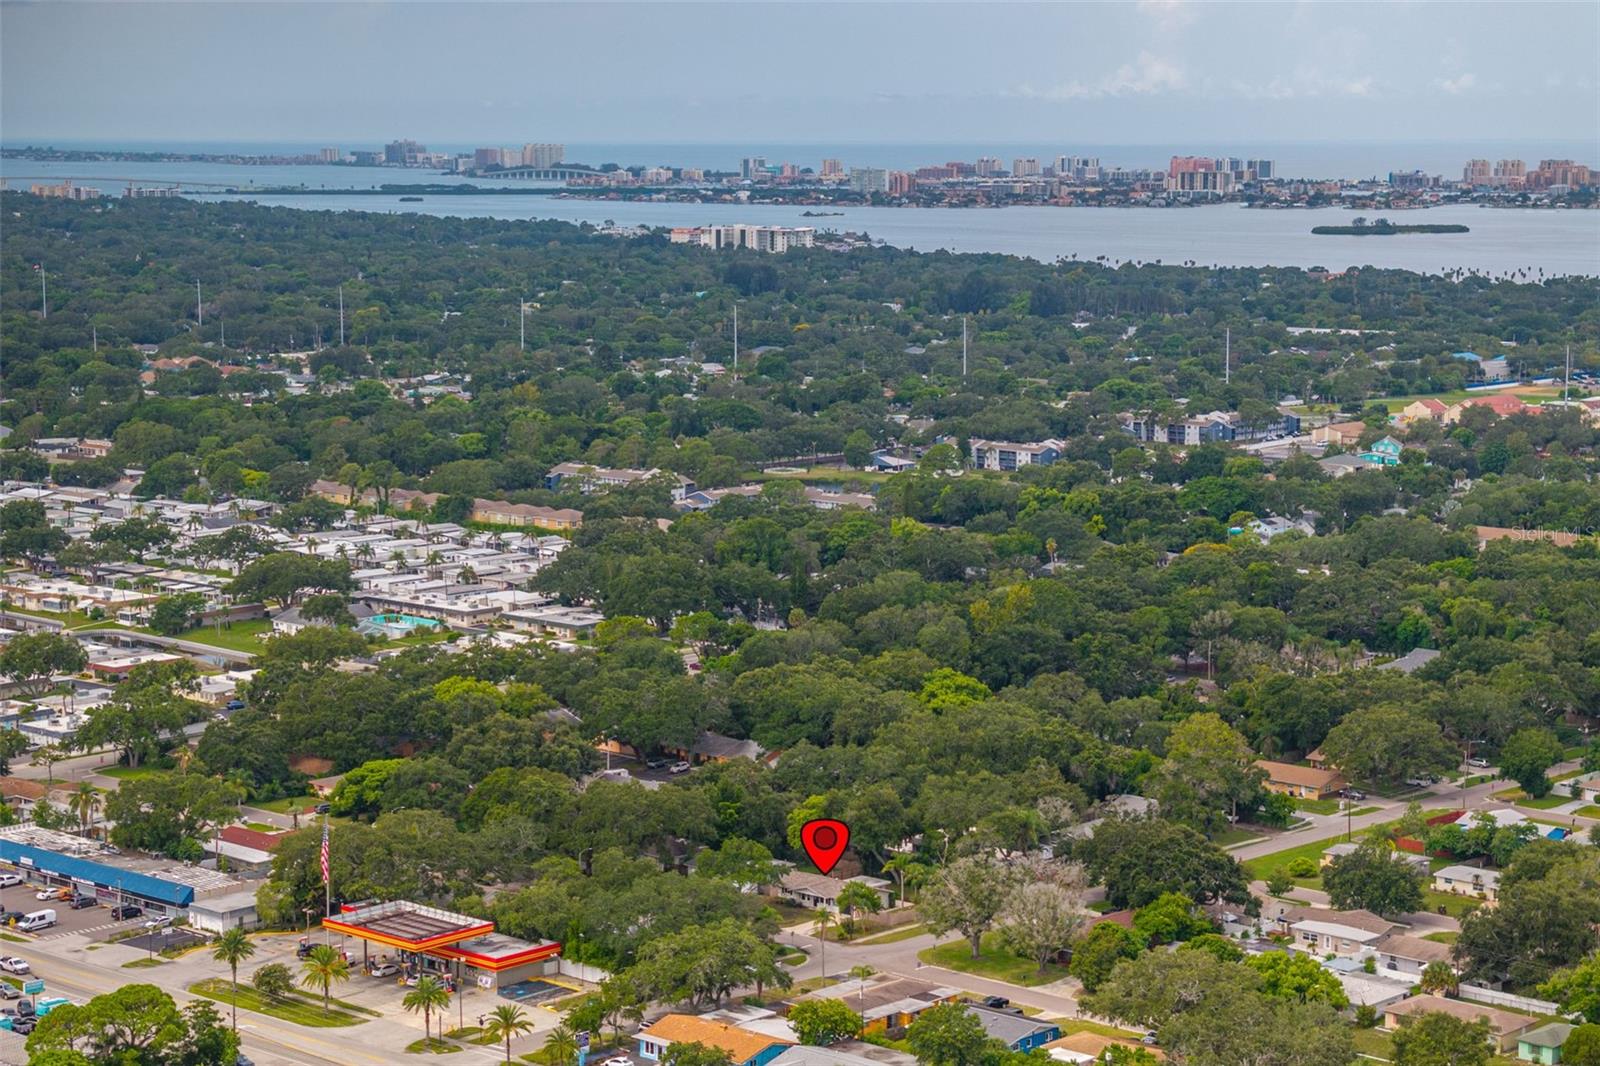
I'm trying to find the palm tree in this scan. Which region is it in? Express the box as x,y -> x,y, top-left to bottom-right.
299,944 -> 350,1014
69,782 -> 99,837
484,1003 -> 533,1062
211,927 -> 256,1031
403,975 -> 452,1048
542,1023 -> 580,1066
811,908 -> 836,981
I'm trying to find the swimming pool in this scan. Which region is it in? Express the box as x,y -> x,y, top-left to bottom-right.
358,613 -> 444,637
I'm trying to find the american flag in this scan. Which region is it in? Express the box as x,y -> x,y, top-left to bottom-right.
320,819 -> 330,884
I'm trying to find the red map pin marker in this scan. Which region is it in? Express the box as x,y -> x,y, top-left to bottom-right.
800,818 -> 850,876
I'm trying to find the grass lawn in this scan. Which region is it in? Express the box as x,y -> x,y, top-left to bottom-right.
1376,385 -> 1560,413
1419,890 -> 1482,919
122,957 -> 168,968
1060,1020 -> 1145,1039
1211,826 -> 1266,846
1293,797 -> 1346,815
747,467 -> 894,486
1576,805 -> 1600,818
778,947 -> 809,966
1423,931 -> 1459,945
243,822 -> 278,832
189,979 -> 364,1027
407,1037 -> 462,1054
442,1027 -> 498,1046
170,618 -> 274,654
919,932 -> 1071,987
1242,809 -> 1452,883
850,924 -> 928,946
1350,1026 -> 1394,1060
98,765 -> 164,781
1492,787 -> 1571,810
248,794 -> 318,814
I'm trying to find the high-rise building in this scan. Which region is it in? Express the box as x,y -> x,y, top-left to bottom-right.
1247,159 -> 1274,180
1166,170 -> 1234,194
975,156 -> 1003,177
740,156 -> 767,180
1463,159 -> 1492,184
850,167 -> 888,193
1388,170 -> 1437,191
820,158 -> 843,177
319,147 -> 341,163
1011,158 -> 1041,178
1168,155 -> 1215,177
1493,159 -> 1527,186
384,139 -> 426,165
522,143 -> 564,168
1528,159 -> 1594,189
887,171 -> 916,196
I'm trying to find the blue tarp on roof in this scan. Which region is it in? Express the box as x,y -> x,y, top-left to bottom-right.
0,842 -> 194,907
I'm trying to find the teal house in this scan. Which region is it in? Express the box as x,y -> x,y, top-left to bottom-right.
1358,436 -> 1404,466
1517,1022 -> 1572,1064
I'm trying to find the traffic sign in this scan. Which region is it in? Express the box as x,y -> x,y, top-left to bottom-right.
22,980 -> 44,996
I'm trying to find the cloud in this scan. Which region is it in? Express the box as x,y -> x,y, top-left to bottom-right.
1136,0 -> 1197,31
1436,73 -> 1477,94
1012,51 -> 1188,100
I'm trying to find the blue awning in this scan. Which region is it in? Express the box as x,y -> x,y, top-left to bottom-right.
0,841 -> 194,907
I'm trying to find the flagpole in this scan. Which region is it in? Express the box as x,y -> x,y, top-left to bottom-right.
322,813 -> 332,945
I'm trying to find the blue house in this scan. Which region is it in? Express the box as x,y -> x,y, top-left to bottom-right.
1357,436 -> 1404,466
966,1006 -> 1061,1052
638,1015 -> 792,1066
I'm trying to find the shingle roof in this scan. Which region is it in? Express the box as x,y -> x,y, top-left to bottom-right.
644,1015 -> 792,1063
1385,994 -> 1536,1035
1256,760 -> 1343,789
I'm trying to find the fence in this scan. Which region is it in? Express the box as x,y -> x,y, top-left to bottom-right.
1458,983 -> 1559,1015
558,958 -> 613,985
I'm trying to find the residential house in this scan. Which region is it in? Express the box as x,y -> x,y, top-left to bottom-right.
1443,394 -> 1532,424
1312,421 -> 1367,447
1322,844 -> 1429,876
1433,865 -> 1501,902
1370,932 -> 1455,979
775,871 -> 894,913
1256,760 -> 1346,800
502,605 -> 605,639
1517,1022 -> 1573,1065
1474,526 -> 1583,550
468,500 -> 584,532
1318,454 -> 1379,478
969,439 -> 1065,472
638,1014 -> 792,1066
1358,436 -> 1404,466
1044,1032 -> 1167,1064
801,975 -> 962,1035
1399,399 -> 1450,424
1282,907 -> 1395,957
546,463 -> 695,502
1378,648 -> 1441,674
0,778 -> 48,821
1383,995 -> 1538,1053
664,731 -> 767,765
1305,748 -> 1330,770
965,1006 -> 1060,1052
770,1048 -> 915,1066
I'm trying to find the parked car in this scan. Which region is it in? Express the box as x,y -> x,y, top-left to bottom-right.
110,904 -> 143,920
981,996 -> 1010,1009
100,844 -> 121,856
143,915 -> 173,930
34,998 -> 69,1017
0,874 -> 21,888
1404,776 -> 1437,788
234,1055 -> 256,1066
314,803 -> 331,814
33,888 -> 57,901
0,983 -> 18,1000
1343,788 -> 1366,801
0,957 -> 29,974
645,758 -> 669,770
225,699 -> 246,710
296,940 -> 315,958
668,761 -> 692,774
1467,757 -> 1491,769
69,895 -> 98,910
368,961 -> 400,978
600,1056 -> 632,1066
0,912 -> 23,926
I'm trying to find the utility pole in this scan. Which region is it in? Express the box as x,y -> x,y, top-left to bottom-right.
1224,327 -> 1231,385
962,315 -> 968,377
220,316 -> 226,349
519,299 -> 526,352
196,280 -> 203,328
1565,343 -> 1572,403
732,302 -> 739,373
92,326 -> 97,352
39,265 -> 47,319
338,285 -> 345,346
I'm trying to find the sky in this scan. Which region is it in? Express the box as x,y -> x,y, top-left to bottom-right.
3,1 -> 1597,148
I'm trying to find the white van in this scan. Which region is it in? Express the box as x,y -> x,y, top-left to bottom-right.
18,910 -> 56,933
